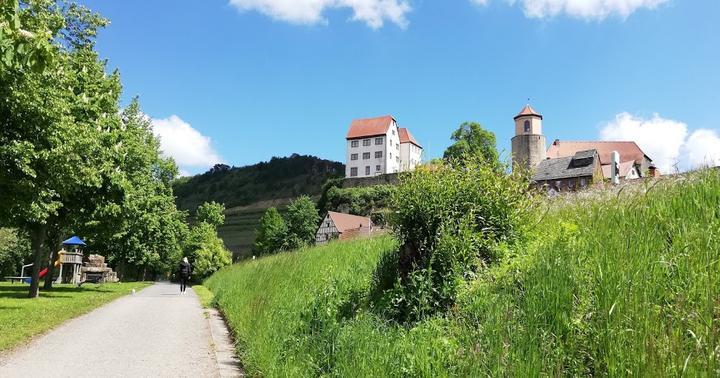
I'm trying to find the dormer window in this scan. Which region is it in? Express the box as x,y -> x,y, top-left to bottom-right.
523,120 -> 531,133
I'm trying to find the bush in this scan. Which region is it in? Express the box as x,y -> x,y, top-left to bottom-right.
374,156 -> 535,322
320,185 -> 395,218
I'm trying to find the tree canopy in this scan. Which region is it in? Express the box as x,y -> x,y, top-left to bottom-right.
443,122 -> 500,168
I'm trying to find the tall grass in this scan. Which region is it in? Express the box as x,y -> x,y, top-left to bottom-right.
206,170 -> 720,377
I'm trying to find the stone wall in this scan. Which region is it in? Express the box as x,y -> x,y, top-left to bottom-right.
341,173 -> 399,188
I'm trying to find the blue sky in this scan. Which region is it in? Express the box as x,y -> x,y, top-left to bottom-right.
81,0 -> 720,175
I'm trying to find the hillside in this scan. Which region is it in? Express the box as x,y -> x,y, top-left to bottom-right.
173,154 -> 344,259
204,170 -> 720,376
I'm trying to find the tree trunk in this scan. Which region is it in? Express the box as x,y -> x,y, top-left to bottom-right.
28,225 -> 46,299
43,234 -> 62,290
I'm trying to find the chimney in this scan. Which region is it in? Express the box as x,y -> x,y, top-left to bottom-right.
611,151 -> 620,185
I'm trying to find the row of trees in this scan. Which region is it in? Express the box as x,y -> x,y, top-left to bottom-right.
253,196 -> 319,255
0,1 -> 229,296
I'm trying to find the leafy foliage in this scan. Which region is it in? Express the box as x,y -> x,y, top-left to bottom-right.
195,201 -> 225,228
284,196 -> 320,250
0,228 -> 30,277
374,156 -> 534,322
184,222 -> 231,281
183,202 -> 232,280
443,122 -> 500,168
319,184 -> 395,220
253,207 -> 288,255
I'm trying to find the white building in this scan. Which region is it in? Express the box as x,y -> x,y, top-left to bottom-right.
345,115 -> 423,178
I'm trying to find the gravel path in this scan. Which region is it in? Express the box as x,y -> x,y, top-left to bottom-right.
0,282 -> 220,377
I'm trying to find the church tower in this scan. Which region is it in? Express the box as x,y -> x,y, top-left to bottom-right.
511,104 -> 546,171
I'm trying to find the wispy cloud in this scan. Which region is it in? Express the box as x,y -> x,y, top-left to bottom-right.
475,0 -> 668,20
228,0 -> 411,29
151,115 -> 225,174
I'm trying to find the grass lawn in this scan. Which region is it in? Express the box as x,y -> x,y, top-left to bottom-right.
192,285 -> 215,308
0,281 -> 151,352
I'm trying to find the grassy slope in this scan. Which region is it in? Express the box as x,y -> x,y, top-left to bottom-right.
206,171 -> 720,377
0,282 -> 151,351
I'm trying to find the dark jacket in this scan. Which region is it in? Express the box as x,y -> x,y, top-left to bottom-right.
179,261 -> 192,279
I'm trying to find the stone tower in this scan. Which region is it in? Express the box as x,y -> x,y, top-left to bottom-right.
511,104 -> 547,171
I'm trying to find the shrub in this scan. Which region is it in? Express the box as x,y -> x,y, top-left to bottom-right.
374,156 -> 535,322
0,228 -> 31,277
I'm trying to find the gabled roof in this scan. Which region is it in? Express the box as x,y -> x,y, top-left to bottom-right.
547,140 -> 650,165
326,211 -> 372,233
398,127 -> 422,148
514,105 -> 543,120
533,149 -> 599,182
346,115 -> 395,140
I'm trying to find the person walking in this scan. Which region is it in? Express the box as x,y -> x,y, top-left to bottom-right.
178,257 -> 192,294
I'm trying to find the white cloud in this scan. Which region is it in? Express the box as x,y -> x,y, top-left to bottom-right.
683,129 -> 720,169
475,0 -> 667,20
600,112 -> 720,173
151,115 -> 225,173
228,0 -> 411,29
600,112 -> 687,173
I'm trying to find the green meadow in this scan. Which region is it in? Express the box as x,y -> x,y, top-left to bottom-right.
205,170 -> 720,377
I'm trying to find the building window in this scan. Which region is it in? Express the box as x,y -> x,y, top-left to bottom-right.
351,153 -> 358,161
363,152 -> 371,159
365,166 -> 370,175
375,137 -> 383,145
363,139 -> 371,146
389,152 -> 392,159
580,177 -> 587,188
376,165 -> 381,172
375,151 -> 383,158
392,129 -> 396,135
524,120 -> 531,133
350,167 -> 358,177
351,140 -> 359,148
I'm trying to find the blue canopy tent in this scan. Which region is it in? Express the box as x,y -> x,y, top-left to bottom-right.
62,236 -> 86,246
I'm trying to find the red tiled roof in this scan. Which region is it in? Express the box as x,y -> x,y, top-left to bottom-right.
398,127 -> 422,148
327,211 -> 372,233
514,105 -> 543,120
346,115 -> 394,139
547,140 -> 649,165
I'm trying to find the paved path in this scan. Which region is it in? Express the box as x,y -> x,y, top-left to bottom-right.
0,283 -> 227,377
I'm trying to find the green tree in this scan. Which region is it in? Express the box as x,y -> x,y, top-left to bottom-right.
284,196 -> 319,250
79,99 -> 189,281
0,2 -> 119,297
254,207 -> 288,255
195,201 -> 225,228
443,122 -> 500,168
183,202 -> 232,280
183,222 -> 232,281
0,228 -> 31,277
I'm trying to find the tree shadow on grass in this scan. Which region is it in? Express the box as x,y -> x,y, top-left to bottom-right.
0,285 -> 115,299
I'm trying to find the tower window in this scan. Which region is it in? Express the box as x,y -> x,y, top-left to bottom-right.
524,120 -> 531,133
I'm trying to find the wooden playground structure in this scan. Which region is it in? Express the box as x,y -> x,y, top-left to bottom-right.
3,236 -> 118,285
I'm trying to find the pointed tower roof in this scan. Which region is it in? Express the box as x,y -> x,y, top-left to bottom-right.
514,104 -> 543,120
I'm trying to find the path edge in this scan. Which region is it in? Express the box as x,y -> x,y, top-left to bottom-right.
205,305 -> 244,377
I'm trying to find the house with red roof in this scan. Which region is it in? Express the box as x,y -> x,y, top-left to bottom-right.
315,211 -> 373,244
511,105 -> 659,193
345,115 -> 423,178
